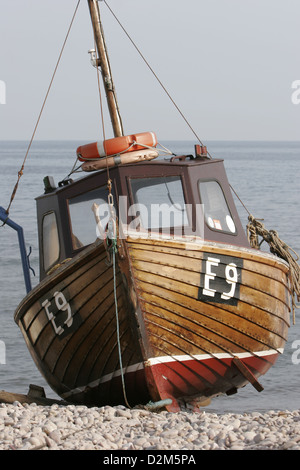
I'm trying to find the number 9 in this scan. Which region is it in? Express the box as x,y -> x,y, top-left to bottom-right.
54,291 -> 73,328
221,263 -> 238,300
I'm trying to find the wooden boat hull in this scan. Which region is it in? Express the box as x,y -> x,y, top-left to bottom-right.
126,235 -> 291,411
14,235 -> 291,411
14,241 -> 151,408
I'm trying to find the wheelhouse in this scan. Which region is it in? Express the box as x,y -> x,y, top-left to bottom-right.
36,157 -> 249,280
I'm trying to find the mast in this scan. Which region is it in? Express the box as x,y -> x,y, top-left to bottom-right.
87,0 -> 123,137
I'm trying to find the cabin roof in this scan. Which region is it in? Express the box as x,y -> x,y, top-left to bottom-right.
36,156 -> 224,200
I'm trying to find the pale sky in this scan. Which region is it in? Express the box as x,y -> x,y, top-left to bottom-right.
0,0 -> 299,142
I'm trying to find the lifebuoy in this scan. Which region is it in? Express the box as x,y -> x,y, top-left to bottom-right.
77,132 -> 157,162
81,149 -> 159,172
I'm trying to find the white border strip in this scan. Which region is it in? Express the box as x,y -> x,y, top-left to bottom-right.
62,362 -> 144,398
147,349 -> 284,366
61,349 -> 283,399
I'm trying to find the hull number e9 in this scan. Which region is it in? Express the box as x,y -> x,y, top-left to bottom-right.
198,253 -> 243,306
42,291 -> 73,337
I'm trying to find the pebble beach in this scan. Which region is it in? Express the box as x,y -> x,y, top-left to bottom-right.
1,401 -> 300,451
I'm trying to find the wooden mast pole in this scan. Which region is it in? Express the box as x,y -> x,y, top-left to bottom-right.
87,0 -> 123,137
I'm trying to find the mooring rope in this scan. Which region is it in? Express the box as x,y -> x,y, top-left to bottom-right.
5,0 -> 81,216
105,188 -> 131,409
247,215 -> 300,323
111,236 -> 131,409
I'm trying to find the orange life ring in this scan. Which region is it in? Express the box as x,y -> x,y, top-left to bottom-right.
77,132 -> 157,162
81,149 -> 159,172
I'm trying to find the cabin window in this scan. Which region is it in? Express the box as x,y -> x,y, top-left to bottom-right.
130,176 -> 188,232
198,180 -> 236,234
68,186 -> 111,249
42,212 -> 60,271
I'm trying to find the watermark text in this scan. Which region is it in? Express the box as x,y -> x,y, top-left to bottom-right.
291,80 -> 300,105
0,80 -> 6,105
291,340 -> 300,364
94,196 -> 205,241
0,340 -> 6,365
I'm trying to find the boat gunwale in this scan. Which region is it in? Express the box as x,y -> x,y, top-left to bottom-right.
126,233 -> 291,272
14,240 -> 105,323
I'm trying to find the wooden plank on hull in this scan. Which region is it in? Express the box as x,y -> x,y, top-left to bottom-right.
27,262 -> 116,361
134,268 -> 288,323
50,284 -> 124,380
135,276 -> 288,351
127,237 -> 289,273
130,244 -> 289,289
130,256 -> 289,311
143,300 -> 282,356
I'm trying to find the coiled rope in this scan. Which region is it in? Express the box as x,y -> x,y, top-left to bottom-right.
230,183 -> 300,323
247,215 -> 300,324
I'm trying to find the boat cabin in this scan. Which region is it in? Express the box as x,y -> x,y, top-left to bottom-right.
36,156 -> 250,280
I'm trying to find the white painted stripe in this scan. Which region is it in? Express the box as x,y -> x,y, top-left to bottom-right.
62,362 -> 144,398
61,349 -> 283,399
146,349 -> 284,366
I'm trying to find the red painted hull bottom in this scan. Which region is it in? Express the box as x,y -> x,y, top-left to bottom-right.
147,352 -> 280,412
63,351 -> 280,411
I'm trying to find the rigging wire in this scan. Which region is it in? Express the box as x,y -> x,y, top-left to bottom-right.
102,0 -> 210,154
5,0 -> 81,215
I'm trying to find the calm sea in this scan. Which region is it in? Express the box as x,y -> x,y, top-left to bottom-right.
0,140 -> 299,413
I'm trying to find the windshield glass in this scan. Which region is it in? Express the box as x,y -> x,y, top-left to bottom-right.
198,180 -> 236,234
42,211 -> 60,271
68,186 -> 111,248
130,176 -> 188,232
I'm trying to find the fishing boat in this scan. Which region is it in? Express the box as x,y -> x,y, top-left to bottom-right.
1,0 -> 299,412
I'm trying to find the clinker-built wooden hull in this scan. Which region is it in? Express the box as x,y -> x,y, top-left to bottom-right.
14,241 -> 150,408
14,234 -> 291,411
126,235 -> 290,410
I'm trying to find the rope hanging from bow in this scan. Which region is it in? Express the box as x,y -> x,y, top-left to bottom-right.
247,215 -> 300,324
